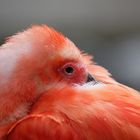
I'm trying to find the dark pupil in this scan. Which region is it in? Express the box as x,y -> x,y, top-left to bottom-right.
65,67 -> 74,74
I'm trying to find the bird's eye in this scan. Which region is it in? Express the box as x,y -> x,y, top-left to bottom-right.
59,62 -> 76,76
64,66 -> 74,75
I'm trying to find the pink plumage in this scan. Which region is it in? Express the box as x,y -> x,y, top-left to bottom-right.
0,25 -> 139,140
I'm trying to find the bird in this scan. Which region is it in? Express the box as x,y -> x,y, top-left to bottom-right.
0,25 -> 140,140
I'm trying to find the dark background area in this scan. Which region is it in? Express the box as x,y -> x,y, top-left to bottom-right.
0,0 -> 140,90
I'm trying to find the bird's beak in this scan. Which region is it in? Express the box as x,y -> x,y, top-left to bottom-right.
86,73 -> 97,83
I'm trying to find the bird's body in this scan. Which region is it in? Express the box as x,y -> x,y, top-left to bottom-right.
7,83 -> 140,140
0,25 -> 139,140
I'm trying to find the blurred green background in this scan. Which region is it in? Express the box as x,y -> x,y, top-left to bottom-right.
0,0 -> 140,90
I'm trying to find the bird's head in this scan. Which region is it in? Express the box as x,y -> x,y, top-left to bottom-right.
1,25 -> 96,96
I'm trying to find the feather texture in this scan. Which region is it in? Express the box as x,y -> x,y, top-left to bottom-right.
7,84 -> 140,140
